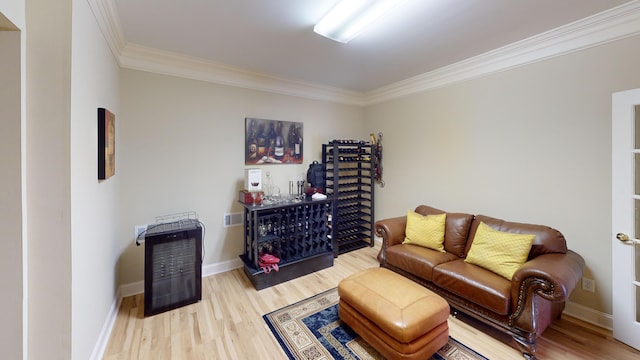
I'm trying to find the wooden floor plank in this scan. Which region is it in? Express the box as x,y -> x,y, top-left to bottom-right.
104,245 -> 640,359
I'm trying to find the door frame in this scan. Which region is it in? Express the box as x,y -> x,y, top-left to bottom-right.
611,88 -> 640,351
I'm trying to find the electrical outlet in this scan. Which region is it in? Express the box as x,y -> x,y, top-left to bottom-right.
582,277 -> 595,293
135,225 -> 148,239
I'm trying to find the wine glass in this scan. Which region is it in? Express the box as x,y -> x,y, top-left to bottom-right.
250,179 -> 260,206
259,221 -> 267,237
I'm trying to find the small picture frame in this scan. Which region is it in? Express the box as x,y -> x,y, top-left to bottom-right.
98,108 -> 115,180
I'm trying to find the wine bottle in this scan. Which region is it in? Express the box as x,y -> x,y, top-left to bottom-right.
274,121 -> 285,160
293,126 -> 302,159
267,122 -> 277,157
257,123 -> 266,157
287,125 -> 296,157
247,119 -> 258,159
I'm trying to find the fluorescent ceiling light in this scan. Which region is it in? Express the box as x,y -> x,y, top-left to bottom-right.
314,0 -> 406,43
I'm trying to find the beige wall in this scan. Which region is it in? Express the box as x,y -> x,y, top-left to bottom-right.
70,0 -> 121,358
0,17 -> 22,360
366,35 -> 640,315
117,69 -> 365,285
26,0 -> 73,358
3,1 -> 127,355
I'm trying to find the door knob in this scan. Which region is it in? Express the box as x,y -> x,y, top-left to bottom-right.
616,233 -> 631,242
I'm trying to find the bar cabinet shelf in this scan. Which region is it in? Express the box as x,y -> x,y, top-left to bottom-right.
240,198 -> 335,290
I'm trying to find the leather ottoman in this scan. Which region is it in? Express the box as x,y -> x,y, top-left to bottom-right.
338,267 -> 450,360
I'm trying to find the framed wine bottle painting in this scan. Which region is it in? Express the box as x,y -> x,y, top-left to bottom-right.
98,107 -> 116,180
245,117 -> 303,165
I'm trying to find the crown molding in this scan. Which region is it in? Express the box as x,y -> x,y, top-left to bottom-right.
87,0 -> 126,64
365,1 -> 640,105
118,44 -> 368,106
96,0 -> 640,107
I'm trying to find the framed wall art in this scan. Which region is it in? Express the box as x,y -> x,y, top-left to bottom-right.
98,107 -> 115,180
245,117 -> 303,165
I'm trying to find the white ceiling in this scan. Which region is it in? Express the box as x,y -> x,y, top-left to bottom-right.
112,0 -> 632,93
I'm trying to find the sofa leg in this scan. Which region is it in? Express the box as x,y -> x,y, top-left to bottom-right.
513,335 -> 536,359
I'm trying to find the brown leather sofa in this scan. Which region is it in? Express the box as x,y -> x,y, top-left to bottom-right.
374,205 -> 585,359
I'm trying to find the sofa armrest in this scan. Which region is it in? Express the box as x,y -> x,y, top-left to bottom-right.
374,216 -> 407,265
509,250 -> 585,331
511,250 -> 585,303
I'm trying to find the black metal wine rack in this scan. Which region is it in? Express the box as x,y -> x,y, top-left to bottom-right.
240,198 -> 335,290
322,140 -> 374,255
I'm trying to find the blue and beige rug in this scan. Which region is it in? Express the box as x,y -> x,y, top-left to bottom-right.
263,288 -> 488,360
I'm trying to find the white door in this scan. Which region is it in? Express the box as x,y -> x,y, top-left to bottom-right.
612,88 -> 640,351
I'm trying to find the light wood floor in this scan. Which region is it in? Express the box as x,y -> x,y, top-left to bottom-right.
104,245 -> 640,359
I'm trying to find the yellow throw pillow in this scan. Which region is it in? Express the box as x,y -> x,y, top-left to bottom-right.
402,211 -> 446,252
465,222 -> 535,280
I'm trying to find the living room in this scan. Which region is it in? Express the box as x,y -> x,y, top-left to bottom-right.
3,0 -> 640,359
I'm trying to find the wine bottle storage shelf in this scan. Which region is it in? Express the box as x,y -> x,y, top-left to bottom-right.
334,193 -> 371,202
323,141 -> 375,255
327,173 -> 373,180
338,197 -> 371,206
325,156 -> 372,163
335,214 -> 370,224
337,219 -> 370,230
240,198 -> 335,290
337,205 -> 371,215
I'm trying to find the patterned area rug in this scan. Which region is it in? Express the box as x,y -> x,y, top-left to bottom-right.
263,288 -> 488,360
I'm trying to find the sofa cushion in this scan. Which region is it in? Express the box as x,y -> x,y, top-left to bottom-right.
414,205 -> 474,257
465,215 -> 568,259
403,211 -> 446,252
433,259 -> 512,315
465,222 -> 534,280
386,244 -> 459,281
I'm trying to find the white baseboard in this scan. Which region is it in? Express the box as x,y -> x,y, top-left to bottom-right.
202,257 -> 243,278
89,286 -> 123,360
563,300 -> 613,330
90,257 -> 244,359
120,280 -> 144,298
